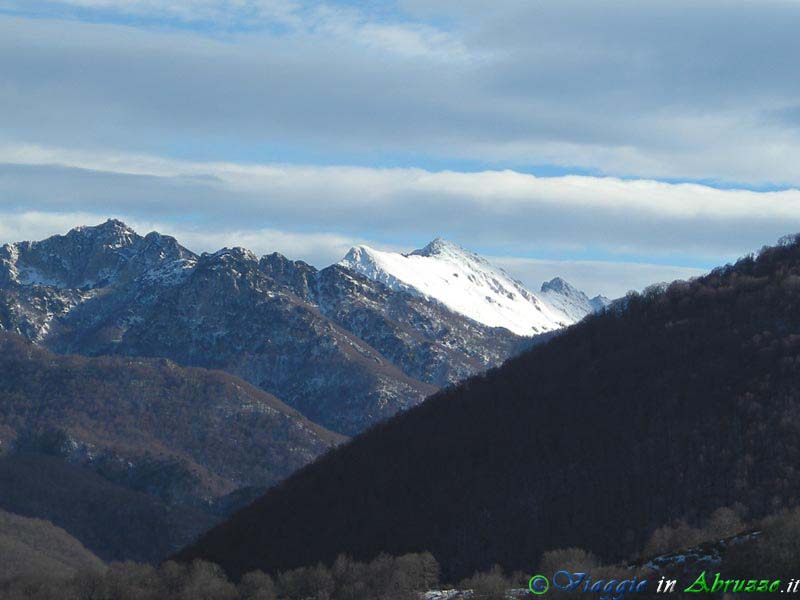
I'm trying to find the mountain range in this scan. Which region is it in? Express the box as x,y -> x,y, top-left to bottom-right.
0,219 -> 604,435
0,219 -> 606,563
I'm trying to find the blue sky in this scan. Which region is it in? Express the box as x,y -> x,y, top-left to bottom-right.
2,0 -> 800,297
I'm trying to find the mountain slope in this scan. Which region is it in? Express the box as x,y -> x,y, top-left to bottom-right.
340,239 -> 607,336
260,254 -> 529,388
0,507 -> 104,581
0,453 -> 212,563
96,247 -> 436,434
0,332 -> 342,509
178,235 -> 800,581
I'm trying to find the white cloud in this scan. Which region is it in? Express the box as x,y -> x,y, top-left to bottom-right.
3,2 -> 800,296
3,4 -> 800,184
0,211 -> 111,243
11,0 -> 303,27
3,142 -> 800,223
161,226 -> 368,266
3,1 -> 467,61
0,143 -> 796,283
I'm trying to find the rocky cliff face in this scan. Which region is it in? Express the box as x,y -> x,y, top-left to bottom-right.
260,254 -> 528,388
103,247 -> 436,435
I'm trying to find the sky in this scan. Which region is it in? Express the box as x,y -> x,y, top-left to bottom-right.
2,1 -> 800,297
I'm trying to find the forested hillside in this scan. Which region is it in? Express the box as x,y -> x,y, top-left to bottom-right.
0,453 -> 215,562
0,333 -> 343,561
0,507 -> 104,581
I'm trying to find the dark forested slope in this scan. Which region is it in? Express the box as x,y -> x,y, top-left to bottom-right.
0,506 -> 104,581
179,235 -> 800,580
0,453 -> 208,563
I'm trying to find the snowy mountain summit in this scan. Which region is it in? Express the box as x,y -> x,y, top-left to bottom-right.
540,277 -> 610,323
340,239 -> 609,336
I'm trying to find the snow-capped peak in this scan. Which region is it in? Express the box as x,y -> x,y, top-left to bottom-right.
540,277 -> 577,295
339,240 -> 601,336
207,247 -> 258,263
409,238 -> 481,261
69,218 -> 139,250
539,277 -> 611,322
1,221 -> 200,290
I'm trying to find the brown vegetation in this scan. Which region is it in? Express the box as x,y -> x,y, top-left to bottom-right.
0,508 -> 104,581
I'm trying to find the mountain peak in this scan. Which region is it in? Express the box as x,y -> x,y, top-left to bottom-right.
589,294 -> 612,312
409,238 -> 468,259
260,252 -> 315,273
541,277 -> 578,295
141,230 -> 181,249
539,276 -> 612,320
66,219 -> 139,252
72,218 -> 135,237
339,245 -> 399,289
206,247 -> 258,263
102,218 -> 131,230
341,245 -> 372,262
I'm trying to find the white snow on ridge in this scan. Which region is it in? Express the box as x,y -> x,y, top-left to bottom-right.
540,276 -> 610,323
339,238 -> 604,336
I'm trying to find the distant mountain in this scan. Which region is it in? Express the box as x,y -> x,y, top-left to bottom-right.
178,235 -> 800,582
539,276 -> 610,321
0,506 -> 104,581
0,221 -> 595,434
340,239 -> 608,336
